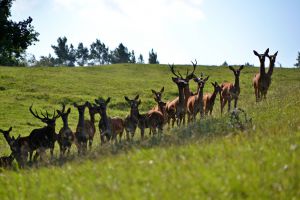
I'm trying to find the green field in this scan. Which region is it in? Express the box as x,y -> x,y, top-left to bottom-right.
0,64 -> 299,199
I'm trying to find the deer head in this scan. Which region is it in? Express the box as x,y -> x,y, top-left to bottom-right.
73,102 -> 88,113
211,82 -> 222,94
229,65 -> 244,79
0,127 -> 12,136
267,50 -> 278,76
151,87 -> 164,102
124,95 -> 141,111
95,97 -> 111,115
29,104 -> 62,127
253,48 -> 269,65
193,73 -> 209,89
169,60 -> 197,82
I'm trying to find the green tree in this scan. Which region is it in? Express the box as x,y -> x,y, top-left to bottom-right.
130,50 -> 136,63
51,37 -> 76,66
110,43 -> 130,64
295,52 -> 300,68
148,49 -> 159,64
35,54 -> 57,67
0,0 -> 39,66
89,39 -> 109,65
76,42 -> 89,66
137,54 -> 144,64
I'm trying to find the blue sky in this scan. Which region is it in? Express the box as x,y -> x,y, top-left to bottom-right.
10,0 -> 300,67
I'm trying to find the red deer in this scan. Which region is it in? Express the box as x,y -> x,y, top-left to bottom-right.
151,87 -> 164,111
167,63 -> 197,126
151,89 -> 168,123
0,127 -> 13,146
73,102 -> 89,154
203,82 -> 222,115
124,95 -> 139,140
0,154 -> 14,168
56,104 -> 74,157
28,104 -> 62,161
253,48 -> 278,101
125,95 -> 164,139
220,65 -> 244,114
187,74 -> 209,122
95,97 -> 124,144
253,48 -> 269,101
85,102 -> 97,149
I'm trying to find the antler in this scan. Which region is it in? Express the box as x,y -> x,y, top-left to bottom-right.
168,64 -> 180,78
29,104 -> 45,121
186,59 -> 197,79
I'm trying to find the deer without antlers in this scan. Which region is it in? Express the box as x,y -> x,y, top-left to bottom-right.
220,65 -> 244,114
28,104 -> 62,162
187,73 -> 209,122
56,104 -> 74,157
253,48 -> 278,101
203,82 -> 222,116
95,97 -> 124,144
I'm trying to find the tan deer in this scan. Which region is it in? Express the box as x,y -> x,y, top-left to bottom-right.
203,82 -> 222,115
187,73 -> 209,122
95,97 -> 124,144
253,48 -> 278,101
151,87 -> 164,111
220,65 -> 244,114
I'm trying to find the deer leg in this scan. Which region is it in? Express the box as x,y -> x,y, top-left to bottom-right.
140,128 -> 145,140
234,98 -> 238,108
88,139 -> 93,150
220,98 -> 226,115
228,100 -> 231,113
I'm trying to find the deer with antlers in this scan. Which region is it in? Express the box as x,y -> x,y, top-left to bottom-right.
95,97 -> 124,144
187,73 -> 209,122
73,102 -> 89,154
203,82 -> 222,116
28,104 -> 62,161
56,104 -> 74,157
253,48 -> 278,101
167,61 -> 196,126
220,65 -> 244,114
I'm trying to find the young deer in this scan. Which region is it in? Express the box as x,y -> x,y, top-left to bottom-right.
85,102 -> 97,149
1,127 -> 30,167
151,88 -> 168,123
124,95 -> 140,140
187,74 -> 209,122
73,102 -> 89,154
203,82 -> 222,115
220,65 -> 244,114
253,48 -> 269,101
151,87 -> 164,111
95,97 -> 124,144
28,104 -> 62,161
56,104 -> 74,157
125,95 -> 164,139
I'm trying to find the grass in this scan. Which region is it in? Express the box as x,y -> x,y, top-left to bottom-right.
0,64 -> 299,199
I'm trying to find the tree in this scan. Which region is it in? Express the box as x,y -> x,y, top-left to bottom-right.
76,42 -> 89,66
295,52 -> 300,68
89,39 -> 109,65
0,0 -> 39,66
221,61 -> 228,66
148,49 -> 159,64
35,54 -> 57,67
51,37 -> 76,66
110,43 -> 130,64
137,54 -> 144,64
130,50 -> 136,63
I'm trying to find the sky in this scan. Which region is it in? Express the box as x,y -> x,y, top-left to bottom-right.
10,0 -> 300,67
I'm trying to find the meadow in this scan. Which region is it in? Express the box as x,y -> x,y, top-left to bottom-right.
0,64 -> 299,199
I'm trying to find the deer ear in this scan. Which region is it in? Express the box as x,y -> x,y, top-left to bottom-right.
160,87 -> 164,93
239,65 -> 244,70
106,97 -> 111,104
8,127 -> 12,132
151,89 -> 156,95
56,110 -> 62,115
138,100 -> 141,105
134,95 -> 139,100
274,51 -> 278,57
67,108 -> 71,114
204,76 -> 210,82
253,50 -> 259,56
124,96 -> 130,102
264,48 -> 269,55
73,102 -> 78,107
211,82 -> 215,87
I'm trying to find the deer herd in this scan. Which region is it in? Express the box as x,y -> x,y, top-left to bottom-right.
0,48 -> 278,168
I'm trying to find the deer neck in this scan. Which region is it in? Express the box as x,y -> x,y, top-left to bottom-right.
62,117 -> 69,129
100,110 -> 110,129
210,89 -> 218,103
177,86 -> 185,108
1,133 -> 12,145
89,112 -> 95,123
184,85 -> 191,99
234,76 -> 240,90
78,112 -> 85,130
267,60 -> 275,76
260,61 -> 266,76
196,86 -> 204,103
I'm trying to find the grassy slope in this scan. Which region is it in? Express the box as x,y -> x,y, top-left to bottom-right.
0,64 -> 299,199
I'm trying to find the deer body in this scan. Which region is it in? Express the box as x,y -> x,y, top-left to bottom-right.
220,65 -> 244,114
203,82 -> 222,115
85,103 -> 97,149
96,98 -> 124,144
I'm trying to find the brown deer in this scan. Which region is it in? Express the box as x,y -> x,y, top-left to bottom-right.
124,95 -> 140,140
1,127 -> 30,167
73,102 -> 89,154
220,65 -> 244,114
125,95 -> 164,139
151,87 -> 164,111
95,97 -> 124,144
253,48 -> 269,101
187,73 -> 209,122
85,102 -> 97,149
203,82 -> 222,115
56,104 -> 74,157
253,48 -> 278,101
151,88 -> 168,123
0,153 -> 14,168
28,104 -> 62,161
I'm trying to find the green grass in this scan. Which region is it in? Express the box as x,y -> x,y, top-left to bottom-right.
0,64 -> 299,199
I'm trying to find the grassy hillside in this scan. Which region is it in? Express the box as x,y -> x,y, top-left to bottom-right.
0,64 -> 299,199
